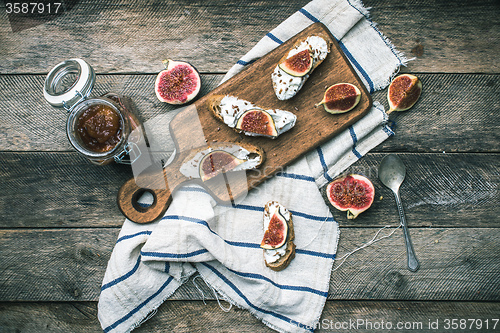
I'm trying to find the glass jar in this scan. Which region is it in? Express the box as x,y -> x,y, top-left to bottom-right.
43,58 -> 143,165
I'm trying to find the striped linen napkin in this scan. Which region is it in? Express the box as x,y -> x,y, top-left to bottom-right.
98,0 -> 407,332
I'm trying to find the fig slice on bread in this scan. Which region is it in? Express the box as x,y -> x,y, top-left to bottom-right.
208,95 -> 296,139
261,201 -> 295,271
272,34 -> 330,101
179,142 -> 265,182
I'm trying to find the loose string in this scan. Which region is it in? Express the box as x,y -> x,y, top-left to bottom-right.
192,275 -> 233,312
299,208 -> 333,249
192,275 -> 208,305
132,308 -> 158,330
332,223 -> 402,272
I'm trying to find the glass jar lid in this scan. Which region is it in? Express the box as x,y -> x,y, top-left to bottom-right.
43,58 -> 96,111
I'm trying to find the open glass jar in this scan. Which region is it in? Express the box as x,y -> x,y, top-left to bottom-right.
43,58 -> 143,165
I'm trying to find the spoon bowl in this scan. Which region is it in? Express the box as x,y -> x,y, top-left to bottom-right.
378,154 -> 406,191
378,154 -> 420,272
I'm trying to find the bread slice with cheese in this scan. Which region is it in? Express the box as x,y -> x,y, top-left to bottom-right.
207,94 -> 296,139
261,201 -> 296,271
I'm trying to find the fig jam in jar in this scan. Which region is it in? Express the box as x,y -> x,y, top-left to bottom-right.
77,103 -> 122,153
44,59 -> 144,165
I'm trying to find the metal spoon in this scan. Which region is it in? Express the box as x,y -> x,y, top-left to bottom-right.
378,154 -> 420,272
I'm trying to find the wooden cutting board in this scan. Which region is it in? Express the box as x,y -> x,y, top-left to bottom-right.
117,22 -> 372,223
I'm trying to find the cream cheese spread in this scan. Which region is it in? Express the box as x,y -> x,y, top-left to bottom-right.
272,35 -> 329,100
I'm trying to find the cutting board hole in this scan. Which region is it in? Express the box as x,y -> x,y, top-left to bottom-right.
132,189 -> 156,212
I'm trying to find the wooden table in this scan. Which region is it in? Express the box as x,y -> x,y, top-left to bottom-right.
1,1 -> 498,332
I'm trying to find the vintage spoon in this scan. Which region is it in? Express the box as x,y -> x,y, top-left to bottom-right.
378,154 -> 420,272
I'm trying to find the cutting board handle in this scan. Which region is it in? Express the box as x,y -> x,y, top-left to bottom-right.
117,165 -> 185,223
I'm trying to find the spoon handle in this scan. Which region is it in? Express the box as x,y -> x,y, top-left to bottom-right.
394,190 -> 420,272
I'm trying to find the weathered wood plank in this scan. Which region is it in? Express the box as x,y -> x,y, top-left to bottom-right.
325,153 -> 500,228
1,74 -> 498,153
1,228 -> 498,302
1,152 -> 497,228
0,0 -> 305,74
0,74 -> 222,152
373,74 -> 500,153
0,152 -> 132,227
1,301 -> 499,333
0,0 -> 498,74
365,0 -> 500,74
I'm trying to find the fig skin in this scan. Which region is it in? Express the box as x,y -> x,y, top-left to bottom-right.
326,174 -> 375,219
154,59 -> 201,105
278,49 -> 313,77
387,74 -> 422,113
315,83 -> 361,114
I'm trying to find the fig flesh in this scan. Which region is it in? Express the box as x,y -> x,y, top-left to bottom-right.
315,83 -> 361,114
326,174 -> 374,219
199,150 -> 244,182
387,74 -> 422,112
261,209 -> 288,250
154,59 -> 201,105
235,109 -> 278,138
278,49 -> 313,77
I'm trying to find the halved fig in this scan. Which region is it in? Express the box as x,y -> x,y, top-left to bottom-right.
261,209 -> 288,250
154,59 -> 201,105
326,174 -> 375,219
235,109 -> 278,138
199,150 -> 244,182
315,83 -> 361,114
387,74 -> 422,112
278,49 -> 313,77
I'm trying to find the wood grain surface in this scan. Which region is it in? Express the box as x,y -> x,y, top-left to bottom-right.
0,0 -> 499,332
0,0 -> 498,74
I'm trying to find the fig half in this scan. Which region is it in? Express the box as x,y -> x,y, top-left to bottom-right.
261,208 -> 288,250
154,59 -> 201,105
387,74 -> 422,113
326,174 -> 374,219
315,83 -> 361,114
235,109 -> 278,138
199,150 -> 244,182
278,49 -> 313,77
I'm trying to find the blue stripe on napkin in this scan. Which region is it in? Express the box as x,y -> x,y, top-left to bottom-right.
226,267 -> 329,297
142,249 -> 209,259
345,0 -> 405,68
101,256 -> 142,292
316,147 -> 333,182
234,203 -> 335,222
201,262 -> 315,332
348,126 -> 363,158
116,230 -> 152,244
266,32 -> 283,44
277,171 -> 315,182
296,248 -> 336,259
102,276 -> 175,333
